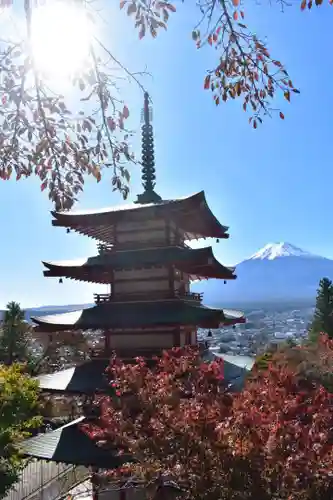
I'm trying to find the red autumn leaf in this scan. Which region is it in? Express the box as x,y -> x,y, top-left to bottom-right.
301,0 -> 306,8
82,336 -> 333,500
233,11 -> 238,20
40,181 -> 48,192
127,2 -> 136,14
139,26 -> 146,39
280,111 -> 285,119
204,75 -> 211,90
107,117 -> 116,131
165,3 -> 176,12
122,105 -> 130,119
232,0 -> 240,5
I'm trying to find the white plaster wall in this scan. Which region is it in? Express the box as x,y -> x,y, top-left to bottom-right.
115,279 -> 169,294
117,229 -> 166,244
114,268 -> 168,280
117,219 -> 165,232
109,333 -> 174,349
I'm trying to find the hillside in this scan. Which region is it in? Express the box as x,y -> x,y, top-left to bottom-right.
192,242 -> 333,307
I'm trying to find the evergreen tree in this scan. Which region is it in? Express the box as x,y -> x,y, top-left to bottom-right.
309,278 -> 333,341
0,364 -> 41,498
0,302 -> 31,365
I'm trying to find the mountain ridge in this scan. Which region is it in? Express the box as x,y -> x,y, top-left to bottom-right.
192,242 -> 333,306
1,243 -> 332,318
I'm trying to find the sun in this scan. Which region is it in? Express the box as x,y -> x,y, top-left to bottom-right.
30,1 -> 93,80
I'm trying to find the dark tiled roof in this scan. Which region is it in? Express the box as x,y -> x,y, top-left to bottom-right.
32,301 -> 244,332
20,417 -> 129,468
51,191 -> 229,243
35,359 -> 110,394
42,246 -> 236,282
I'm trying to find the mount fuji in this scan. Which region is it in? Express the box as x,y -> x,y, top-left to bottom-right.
193,242 -> 333,307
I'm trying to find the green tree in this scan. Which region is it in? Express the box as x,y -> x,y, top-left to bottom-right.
0,363 -> 41,498
0,302 -> 31,366
309,277 -> 333,341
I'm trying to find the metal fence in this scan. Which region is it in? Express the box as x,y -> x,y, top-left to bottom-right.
3,460 -> 89,500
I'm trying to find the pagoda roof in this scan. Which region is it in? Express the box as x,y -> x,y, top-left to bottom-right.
42,246 -> 236,283
36,354 -> 253,395
51,191 -> 229,242
20,417 -> 129,468
35,359 -> 110,394
31,302 -> 245,332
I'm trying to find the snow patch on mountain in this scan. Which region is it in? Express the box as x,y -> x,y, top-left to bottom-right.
246,242 -> 319,262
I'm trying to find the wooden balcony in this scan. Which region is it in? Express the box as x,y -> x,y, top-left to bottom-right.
93,290 -> 203,304
97,239 -> 191,253
97,243 -> 113,254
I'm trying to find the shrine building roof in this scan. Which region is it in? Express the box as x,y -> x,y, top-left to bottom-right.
42,245 -> 236,283
51,191 -> 229,242
20,417 -> 130,468
31,301 -> 245,332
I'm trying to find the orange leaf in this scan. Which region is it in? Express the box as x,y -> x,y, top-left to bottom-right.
139,26 -> 146,39
166,3 -> 176,12
232,0 -> 240,5
204,75 -> 211,90
233,11 -> 238,20
122,105 -> 130,119
279,112 -> 285,120
300,0 -> 306,8
284,91 -> 290,102
107,117 -> 116,131
215,97 -> 220,105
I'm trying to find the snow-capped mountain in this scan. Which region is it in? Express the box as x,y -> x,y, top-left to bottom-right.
246,242 -> 319,261
192,242 -> 333,306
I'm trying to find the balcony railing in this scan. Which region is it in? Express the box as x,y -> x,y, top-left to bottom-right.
177,291 -> 203,301
97,243 -> 113,254
93,290 -> 203,304
97,240 -> 191,253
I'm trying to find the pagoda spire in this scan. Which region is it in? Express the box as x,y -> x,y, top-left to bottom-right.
136,92 -> 162,204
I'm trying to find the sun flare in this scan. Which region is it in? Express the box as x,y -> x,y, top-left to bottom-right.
30,1 -> 93,80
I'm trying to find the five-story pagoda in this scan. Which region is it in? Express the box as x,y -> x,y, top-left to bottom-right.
32,92 -> 244,359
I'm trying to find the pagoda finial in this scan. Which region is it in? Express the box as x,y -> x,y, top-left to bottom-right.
135,92 -> 162,204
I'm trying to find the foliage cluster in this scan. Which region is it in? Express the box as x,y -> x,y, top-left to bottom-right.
0,363 -> 41,498
309,277 -> 333,341
83,344 -> 333,500
0,0 -> 313,207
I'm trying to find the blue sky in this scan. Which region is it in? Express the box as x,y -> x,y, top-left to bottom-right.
0,1 -> 332,308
